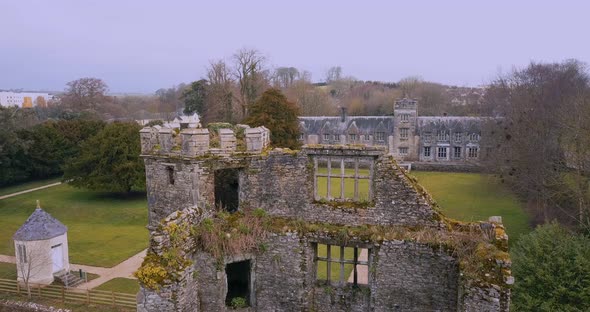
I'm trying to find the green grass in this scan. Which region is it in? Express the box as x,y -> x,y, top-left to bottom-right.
0,184 -> 148,267
0,177 -> 62,196
0,262 -> 17,280
94,278 -> 139,294
411,171 -> 531,243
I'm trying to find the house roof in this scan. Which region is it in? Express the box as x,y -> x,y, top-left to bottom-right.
299,116 -> 394,134
13,206 -> 67,241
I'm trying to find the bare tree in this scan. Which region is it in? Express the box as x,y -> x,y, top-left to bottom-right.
274,67 -> 300,88
233,48 -> 268,119
325,66 -> 343,83
16,243 -> 51,298
482,60 -> 590,227
205,59 -> 235,123
62,77 -> 108,111
398,76 -> 423,98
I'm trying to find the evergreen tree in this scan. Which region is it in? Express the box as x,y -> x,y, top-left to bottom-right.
244,88 -> 301,149
512,223 -> 590,311
63,122 -> 145,193
182,79 -> 208,115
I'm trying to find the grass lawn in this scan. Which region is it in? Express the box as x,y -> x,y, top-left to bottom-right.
0,184 -> 147,267
95,278 -> 139,294
0,262 -> 17,280
411,171 -> 531,243
0,177 -> 62,197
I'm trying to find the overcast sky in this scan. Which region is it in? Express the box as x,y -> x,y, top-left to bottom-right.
1,0 -> 588,93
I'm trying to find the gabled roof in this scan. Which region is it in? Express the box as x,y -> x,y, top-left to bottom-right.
13,207 -> 67,241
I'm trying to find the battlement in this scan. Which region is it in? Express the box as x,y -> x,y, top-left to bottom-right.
139,124 -> 271,156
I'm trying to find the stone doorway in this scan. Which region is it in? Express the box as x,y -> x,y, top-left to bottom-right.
225,260 -> 251,307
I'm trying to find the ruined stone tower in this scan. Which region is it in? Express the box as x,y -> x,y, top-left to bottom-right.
135,123 -> 512,312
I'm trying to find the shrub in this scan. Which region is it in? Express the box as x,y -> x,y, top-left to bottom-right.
511,222 -> 590,311
230,296 -> 248,309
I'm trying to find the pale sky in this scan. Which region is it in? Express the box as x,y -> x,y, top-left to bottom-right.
1,0 -> 588,93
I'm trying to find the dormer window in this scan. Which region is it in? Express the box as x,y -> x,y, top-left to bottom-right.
323,133 -> 330,141
375,132 -> 385,141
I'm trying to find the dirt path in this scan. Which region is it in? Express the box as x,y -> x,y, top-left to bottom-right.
0,182 -> 62,200
0,249 -> 147,290
72,249 -> 146,289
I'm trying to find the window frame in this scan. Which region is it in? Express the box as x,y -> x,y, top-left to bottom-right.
313,156 -> 374,202
468,147 -> 478,158
315,242 -> 371,287
375,132 -> 385,142
399,147 -> 408,155
437,147 -> 448,158
323,133 -> 330,141
423,146 -> 431,157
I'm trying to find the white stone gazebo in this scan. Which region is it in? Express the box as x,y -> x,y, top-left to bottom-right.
13,201 -> 70,285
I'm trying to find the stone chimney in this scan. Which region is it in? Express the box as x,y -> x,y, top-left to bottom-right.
340,107 -> 347,122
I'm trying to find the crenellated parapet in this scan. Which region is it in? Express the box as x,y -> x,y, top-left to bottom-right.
139,125 -> 271,156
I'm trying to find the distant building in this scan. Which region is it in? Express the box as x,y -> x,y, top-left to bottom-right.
299,98 -> 487,164
13,202 -> 70,285
0,91 -> 52,107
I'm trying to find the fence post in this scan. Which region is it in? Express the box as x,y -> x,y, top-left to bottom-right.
16,281 -> 20,294
86,289 -> 90,304
37,285 -> 41,298
61,285 -> 65,304
112,291 -> 116,307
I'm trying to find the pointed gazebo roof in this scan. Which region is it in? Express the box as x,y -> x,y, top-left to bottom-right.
13,201 -> 67,241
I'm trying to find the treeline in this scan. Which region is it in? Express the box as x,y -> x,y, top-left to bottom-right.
0,106 -> 144,191
0,106 -> 106,186
179,49 -> 487,126
482,60 -> 590,231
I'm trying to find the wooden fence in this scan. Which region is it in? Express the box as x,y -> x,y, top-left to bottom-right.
0,278 -> 136,309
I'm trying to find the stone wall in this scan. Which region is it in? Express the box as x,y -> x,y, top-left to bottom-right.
144,146 -> 442,229
373,241 -> 459,312
138,130 -> 511,312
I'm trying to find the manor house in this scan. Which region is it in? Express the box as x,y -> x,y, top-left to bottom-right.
299,98 -> 486,164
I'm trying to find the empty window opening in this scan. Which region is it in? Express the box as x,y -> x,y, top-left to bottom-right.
225,260 -> 251,307
214,168 -> 240,213
468,147 -> 479,158
424,146 -> 431,157
166,166 -> 175,185
314,157 -> 373,202
453,146 -> 462,158
316,243 -> 369,287
438,147 -> 448,158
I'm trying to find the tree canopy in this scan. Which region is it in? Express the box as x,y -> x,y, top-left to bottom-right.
182,79 -> 208,115
63,122 -> 145,193
511,223 -> 590,311
244,88 -> 301,149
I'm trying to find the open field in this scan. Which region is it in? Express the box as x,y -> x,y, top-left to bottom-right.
412,171 -> 531,243
0,184 -> 147,267
0,178 -> 62,197
95,278 -> 139,294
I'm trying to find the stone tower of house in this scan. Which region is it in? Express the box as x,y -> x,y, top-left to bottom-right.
392,98 -> 419,160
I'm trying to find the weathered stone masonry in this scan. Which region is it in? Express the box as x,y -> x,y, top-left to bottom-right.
136,125 -> 512,312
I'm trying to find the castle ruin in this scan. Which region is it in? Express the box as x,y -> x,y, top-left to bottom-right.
135,123 -> 512,312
